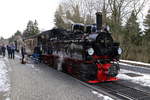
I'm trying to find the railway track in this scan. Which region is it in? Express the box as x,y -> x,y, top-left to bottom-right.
80,80 -> 150,100
97,81 -> 150,100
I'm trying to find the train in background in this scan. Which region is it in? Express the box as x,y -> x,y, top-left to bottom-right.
24,12 -> 122,83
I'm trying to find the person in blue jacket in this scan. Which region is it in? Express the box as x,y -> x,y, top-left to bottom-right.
10,44 -> 15,59
7,45 -> 11,58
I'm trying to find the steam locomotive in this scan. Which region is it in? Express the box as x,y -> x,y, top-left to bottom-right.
24,12 -> 122,83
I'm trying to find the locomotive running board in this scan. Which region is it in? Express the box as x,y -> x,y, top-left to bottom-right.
87,77 -> 119,83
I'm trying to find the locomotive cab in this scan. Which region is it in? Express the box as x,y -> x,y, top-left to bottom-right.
71,23 -> 85,33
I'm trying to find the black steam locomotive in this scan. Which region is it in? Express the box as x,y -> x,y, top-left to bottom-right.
25,12 -> 122,83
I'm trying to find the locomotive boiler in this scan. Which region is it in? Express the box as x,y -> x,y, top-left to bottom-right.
26,12 -> 122,83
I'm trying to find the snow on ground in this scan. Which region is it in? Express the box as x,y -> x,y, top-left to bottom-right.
5,97 -> 10,100
117,69 -> 150,87
26,64 -> 35,68
15,55 -> 21,59
0,59 -> 10,92
92,91 -> 114,100
119,62 -> 150,70
120,60 -> 150,66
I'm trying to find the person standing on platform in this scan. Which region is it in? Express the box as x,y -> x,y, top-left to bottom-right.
1,44 -> 6,57
7,45 -> 11,58
9,44 -> 13,59
11,44 -> 16,59
21,45 -> 26,64
0,45 -> 2,56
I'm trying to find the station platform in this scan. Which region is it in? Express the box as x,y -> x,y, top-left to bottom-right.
0,55 -> 115,100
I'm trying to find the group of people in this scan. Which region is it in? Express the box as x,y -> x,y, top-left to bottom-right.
0,43 -> 38,64
0,44 -> 16,59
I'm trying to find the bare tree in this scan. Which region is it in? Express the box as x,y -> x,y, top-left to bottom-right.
58,0 -> 147,27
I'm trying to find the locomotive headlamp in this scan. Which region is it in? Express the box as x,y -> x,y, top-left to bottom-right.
87,48 -> 94,55
118,48 -> 122,55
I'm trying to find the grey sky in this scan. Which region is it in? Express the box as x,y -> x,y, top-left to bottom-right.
0,0 -> 59,39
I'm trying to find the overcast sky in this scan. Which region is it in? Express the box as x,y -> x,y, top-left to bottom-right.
0,0 -> 59,39
0,0 -> 150,39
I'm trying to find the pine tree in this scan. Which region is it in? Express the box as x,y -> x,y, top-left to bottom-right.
124,11 -> 141,46
0,37 -> 4,40
144,8 -> 150,37
65,10 -> 73,29
126,11 -> 141,36
66,10 -> 72,20
72,5 -> 84,23
33,20 -> 40,34
143,8 -> 150,62
23,20 -> 39,38
54,4 -> 85,29
54,5 -> 65,29
14,30 -> 22,36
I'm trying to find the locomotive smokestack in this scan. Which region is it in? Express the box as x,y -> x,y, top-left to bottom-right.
96,12 -> 102,31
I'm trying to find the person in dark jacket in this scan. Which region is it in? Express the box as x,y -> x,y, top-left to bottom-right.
0,46 -> 2,55
1,44 -> 6,57
7,45 -> 11,58
21,45 -> 26,64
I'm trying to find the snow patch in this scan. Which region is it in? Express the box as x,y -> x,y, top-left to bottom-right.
26,64 -> 35,69
25,63 -> 41,72
120,60 -> 150,66
119,62 -> 150,70
92,91 -> 114,100
5,97 -> 10,100
0,60 -> 10,92
4,57 -> 9,62
117,69 -> 150,87
15,55 -> 21,59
